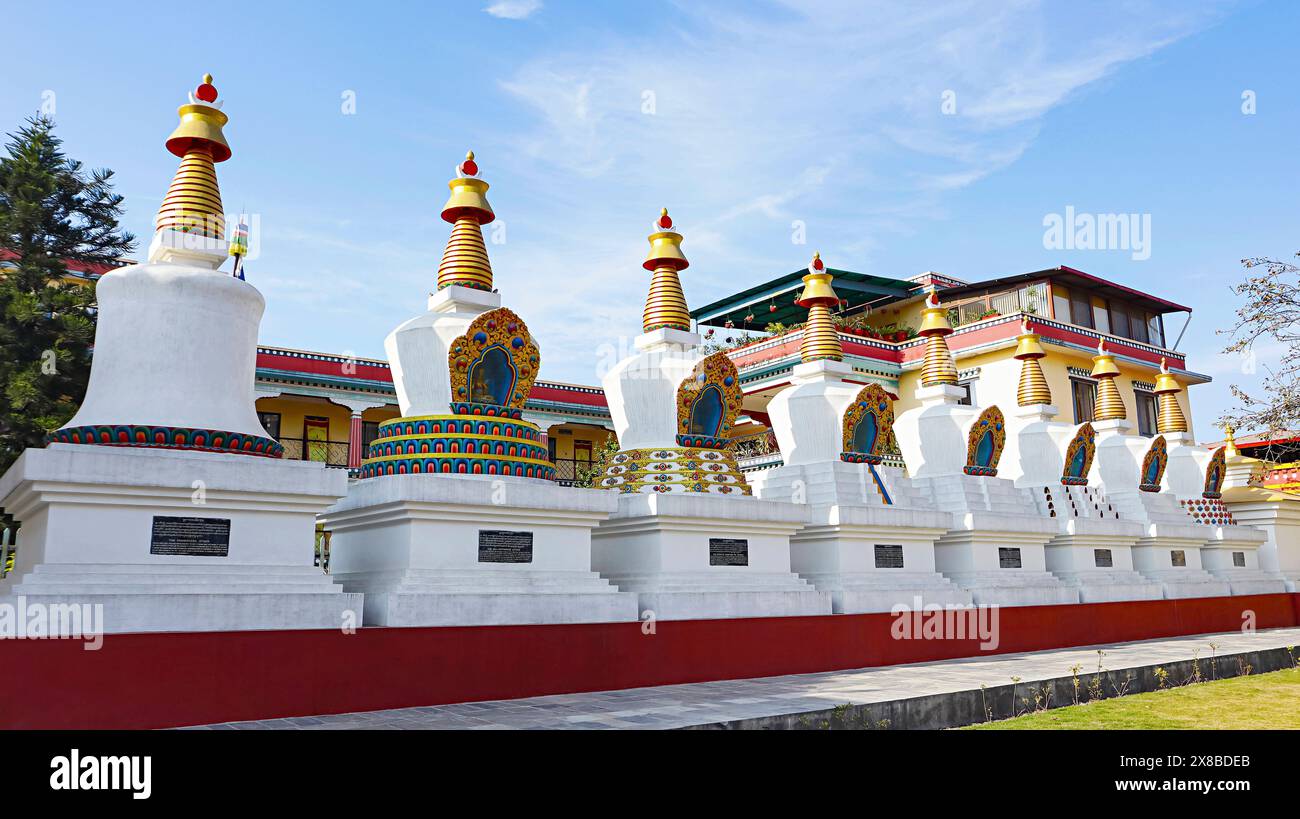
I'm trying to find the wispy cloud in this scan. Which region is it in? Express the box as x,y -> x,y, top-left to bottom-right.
486,0 -> 1229,383
484,0 -> 542,20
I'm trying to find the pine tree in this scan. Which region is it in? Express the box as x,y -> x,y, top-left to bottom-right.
0,116 -> 135,473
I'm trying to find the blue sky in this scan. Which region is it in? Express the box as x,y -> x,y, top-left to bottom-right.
3,0 -> 1297,437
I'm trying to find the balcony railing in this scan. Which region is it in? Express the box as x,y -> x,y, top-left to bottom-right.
280,438 -> 351,468
552,457 -> 595,487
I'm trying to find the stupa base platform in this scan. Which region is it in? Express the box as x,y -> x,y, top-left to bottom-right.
1044,570 -> 1165,603
0,444 -> 354,633
1203,569 -> 1289,596
591,492 -> 828,620
797,572 -> 971,613
940,571 -> 1080,607
1042,532 -> 1162,602
329,568 -> 636,626
598,572 -> 829,620
931,515 -> 1075,606
783,503 -> 966,613
1136,570 -> 1232,599
321,473 -> 638,626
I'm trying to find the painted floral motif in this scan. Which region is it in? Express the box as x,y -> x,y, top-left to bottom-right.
598,446 -> 751,495
1139,435 -> 1168,492
963,406 -> 1006,476
1060,422 -> 1096,486
447,307 -> 540,412
674,352 -> 744,450
1202,446 -> 1227,499
840,383 -> 894,464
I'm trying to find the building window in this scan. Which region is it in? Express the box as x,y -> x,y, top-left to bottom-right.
1069,291 -> 1094,329
1109,303 -> 1130,339
258,411 -> 281,439
1134,391 -> 1157,437
361,421 -> 381,449
1128,306 -> 1149,344
1091,296 -> 1111,334
1052,286 -> 1070,321
956,379 -> 976,406
1071,378 -> 1096,424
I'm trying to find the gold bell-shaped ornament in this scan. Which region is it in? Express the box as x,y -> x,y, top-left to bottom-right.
644,208 -> 688,271
165,74 -> 231,161
441,151 -> 495,224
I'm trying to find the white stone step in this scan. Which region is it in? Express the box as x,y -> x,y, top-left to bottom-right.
8,582 -> 345,595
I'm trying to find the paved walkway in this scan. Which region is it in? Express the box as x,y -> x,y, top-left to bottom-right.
188,626 -> 1300,730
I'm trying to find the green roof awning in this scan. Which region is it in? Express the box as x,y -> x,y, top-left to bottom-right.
690,268 -> 915,331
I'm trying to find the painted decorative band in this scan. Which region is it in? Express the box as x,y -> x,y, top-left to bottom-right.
48,424 -> 283,458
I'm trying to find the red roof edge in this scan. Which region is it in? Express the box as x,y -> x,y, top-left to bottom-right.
1056,265 -> 1193,314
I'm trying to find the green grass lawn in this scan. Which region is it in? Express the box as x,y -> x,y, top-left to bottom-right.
968,667 -> 1300,729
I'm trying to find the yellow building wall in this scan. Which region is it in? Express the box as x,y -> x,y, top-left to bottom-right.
547,423 -> 615,459
892,344 -> 1195,437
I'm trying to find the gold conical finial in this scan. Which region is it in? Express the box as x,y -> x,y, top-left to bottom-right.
918,288 -> 958,386
641,209 -> 691,333
1089,339 -> 1126,420
155,73 -> 230,239
1224,423 -> 1239,457
1014,318 -> 1051,406
436,150 -> 496,291
1153,358 -> 1188,433
796,252 -> 842,363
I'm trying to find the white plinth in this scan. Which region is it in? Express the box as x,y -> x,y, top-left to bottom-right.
321,474 -> 638,626
1130,533 -> 1231,599
1041,523 -> 1163,602
0,444 -> 357,633
909,474 -> 1077,606
590,492 -> 830,620
1200,527 -> 1288,595
791,504 -> 972,613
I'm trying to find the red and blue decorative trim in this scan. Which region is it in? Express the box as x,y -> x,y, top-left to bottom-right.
360,457 -> 555,480
48,424 -> 283,458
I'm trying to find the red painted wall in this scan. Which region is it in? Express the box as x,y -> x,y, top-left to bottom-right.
2,593 -> 1294,729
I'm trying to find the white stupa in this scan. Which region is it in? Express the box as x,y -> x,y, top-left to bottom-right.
758,256 -> 970,613
892,291 -> 1074,606
0,74 -> 357,633
590,213 -> 828,620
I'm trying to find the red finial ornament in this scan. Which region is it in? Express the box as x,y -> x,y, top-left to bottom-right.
195,73 -> 218,103
811,251 -> 824,272
657,208 -> 673,230
459,150 -> 479,177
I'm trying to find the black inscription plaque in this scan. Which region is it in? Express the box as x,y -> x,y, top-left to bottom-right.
150,516 -> 230,557
1233,551 -> 1246,568
874,544 -> 904,569
1094,548 -> 1113,568
709,538 -> 749,567
1170,549 -> 1187,567
478,530 -> 533,564
998,547 -> 1022,569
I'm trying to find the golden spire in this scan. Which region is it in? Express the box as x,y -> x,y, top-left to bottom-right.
155,73 -> 230,239
1153,358 -> 1189,434
1224,423 -> 1239,457
1014,318 -> 1052,406
641,209 -> 691,333
1089,339 -> 1126,421
436,151 -> 496,292
795,252 -> 842,362
918,288 -> 958,386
